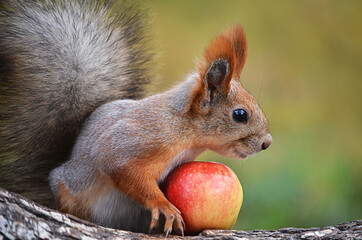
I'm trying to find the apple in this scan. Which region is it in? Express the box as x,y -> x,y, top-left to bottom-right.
162,161 -> 243,235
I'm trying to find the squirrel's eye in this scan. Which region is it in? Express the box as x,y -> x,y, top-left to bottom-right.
233,109 -> 248,124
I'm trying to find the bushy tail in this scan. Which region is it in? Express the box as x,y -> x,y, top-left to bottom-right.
0,0 -> 153,207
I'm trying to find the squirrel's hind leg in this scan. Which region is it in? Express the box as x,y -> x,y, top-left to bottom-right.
50,170 -> 151,232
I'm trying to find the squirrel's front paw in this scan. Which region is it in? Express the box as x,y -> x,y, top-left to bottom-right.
149,204 -> 185,237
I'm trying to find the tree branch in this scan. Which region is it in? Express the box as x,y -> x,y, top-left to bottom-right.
0,187 -> 361,239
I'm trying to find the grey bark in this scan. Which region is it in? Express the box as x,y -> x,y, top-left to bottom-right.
0,187 -> 361,240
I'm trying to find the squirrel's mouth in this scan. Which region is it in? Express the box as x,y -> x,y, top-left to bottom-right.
234,150 -> 248,159
211,139 -> 249,159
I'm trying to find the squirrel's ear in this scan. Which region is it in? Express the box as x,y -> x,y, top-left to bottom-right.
189,25 -> 247,115
198,24 -> 247,93
205,59 -> 229,90
199,35 -> 235,93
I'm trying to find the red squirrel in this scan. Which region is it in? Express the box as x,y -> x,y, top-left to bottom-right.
0,0 -> 272,236
49,24 -> 272,235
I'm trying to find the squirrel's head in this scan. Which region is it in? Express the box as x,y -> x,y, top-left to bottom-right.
189,24 -> 272,159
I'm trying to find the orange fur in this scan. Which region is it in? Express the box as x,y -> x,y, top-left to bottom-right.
56,183 -> 92,220
56,175 -> 114,221
110,146 -> 183,209
224,24 -> 248,79
188,78 -> 206,116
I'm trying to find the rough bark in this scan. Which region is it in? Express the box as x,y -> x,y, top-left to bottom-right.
0,187 -> 361,240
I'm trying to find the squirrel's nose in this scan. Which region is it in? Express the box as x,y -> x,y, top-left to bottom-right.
261,133 -> 273,150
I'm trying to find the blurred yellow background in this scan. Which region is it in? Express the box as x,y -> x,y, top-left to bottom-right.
147,0 -> 362,230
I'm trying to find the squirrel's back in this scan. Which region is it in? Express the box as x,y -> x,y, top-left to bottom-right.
0,0 -> 153,207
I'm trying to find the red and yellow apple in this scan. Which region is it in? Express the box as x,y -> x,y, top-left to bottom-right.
162,161 -> 243,235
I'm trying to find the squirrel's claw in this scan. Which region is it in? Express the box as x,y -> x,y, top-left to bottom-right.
175,226 -> 184,237
149,204 -> 184,237
173,215 -> 185,236
182,219 -> 186,230
164,229 -> 170,238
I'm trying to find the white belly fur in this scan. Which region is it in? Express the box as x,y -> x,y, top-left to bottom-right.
91,188 -> 150,232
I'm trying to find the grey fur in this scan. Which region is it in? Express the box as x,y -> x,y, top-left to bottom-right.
0,0 -> 153,207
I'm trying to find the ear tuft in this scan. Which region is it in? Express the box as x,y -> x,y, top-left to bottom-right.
224,24 -> 248,79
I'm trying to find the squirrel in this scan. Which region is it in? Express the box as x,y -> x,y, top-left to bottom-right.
0,0 -> 272,236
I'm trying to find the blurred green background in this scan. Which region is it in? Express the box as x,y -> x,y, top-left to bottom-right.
147,0 -> 362,230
